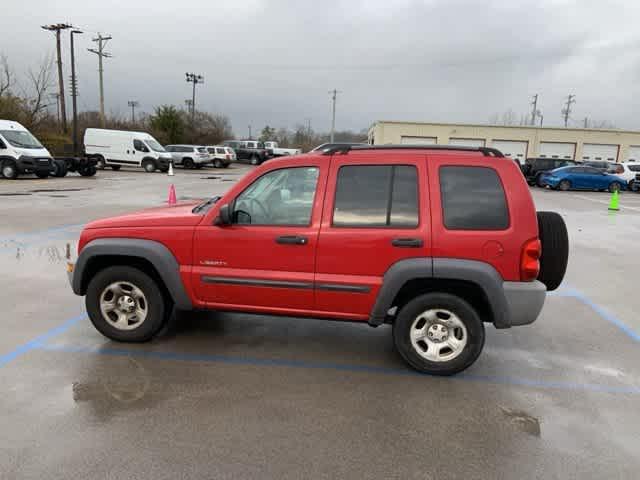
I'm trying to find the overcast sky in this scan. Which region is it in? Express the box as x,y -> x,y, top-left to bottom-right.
3,0 -> 640,135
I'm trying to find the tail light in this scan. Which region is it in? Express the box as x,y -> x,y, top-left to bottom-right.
521,238 -> 541,281
226,154 -> 230,160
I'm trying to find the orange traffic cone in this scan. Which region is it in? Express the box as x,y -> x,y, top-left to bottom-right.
168,184 -> 177,205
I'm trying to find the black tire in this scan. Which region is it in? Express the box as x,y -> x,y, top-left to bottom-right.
608,182 -> 621,193
142,159 -> 157,173
213,159 -> 223,168
79,165 -> 97,177
96,156 -> 106,170
195,164 -> 203,169
111,165 -> 121,171
632,181 -> 640,192
86,266 -> 168,342
52,159 -> 68,177
222,163 -> 230,168
558,180 -> 571,191
182,158 -> 194,169
250,155 -> 259,166
536,211 -> 569,291
536,174 -> 545,187
1,161 -> 18,179
35,169 -> 49,179
393,293 -> 485,376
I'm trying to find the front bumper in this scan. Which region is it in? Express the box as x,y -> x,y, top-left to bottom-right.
541,177 -> 559,188
17,156 -> 53,173
503,280 -> 546,326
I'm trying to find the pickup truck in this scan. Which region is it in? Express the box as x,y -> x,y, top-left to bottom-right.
263,141 -> 301,157
223,140 -> 270,165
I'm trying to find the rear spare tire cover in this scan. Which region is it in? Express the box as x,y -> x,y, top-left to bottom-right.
536,211 -> 569,291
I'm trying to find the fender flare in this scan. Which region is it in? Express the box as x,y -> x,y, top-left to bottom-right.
72,238 -> 193,310
368,257 -> 509,328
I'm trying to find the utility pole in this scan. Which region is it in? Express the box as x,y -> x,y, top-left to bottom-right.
50,93 -> 61,125
185,72 -> 204,126
69,29 -> 82,155
42,23 -> 72,132
329,89 -> 341,143
562,94 -> 575,128
583,117 -> 589,129
539,112 -> 544,127
88,33 -> 112,128
305,117 -> 312,136
248,125 -> 252,139
530,94 -> 538,126
128,100 -> 139,124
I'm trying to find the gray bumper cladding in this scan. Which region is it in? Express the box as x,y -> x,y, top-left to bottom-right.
502,280 -> 547,326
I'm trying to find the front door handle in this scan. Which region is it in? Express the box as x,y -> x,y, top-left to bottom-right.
391,238 -> 423,248
276,235 -> 308,245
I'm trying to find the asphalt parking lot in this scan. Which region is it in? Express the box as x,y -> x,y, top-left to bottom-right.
1,167 -> 639,479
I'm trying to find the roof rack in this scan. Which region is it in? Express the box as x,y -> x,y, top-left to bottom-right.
321,144 -> 505,157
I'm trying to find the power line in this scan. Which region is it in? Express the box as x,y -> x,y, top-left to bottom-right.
88,33 -> 112,128
561,94 -> 576,128
41,23 -> 72,133
329,89 -> 341,143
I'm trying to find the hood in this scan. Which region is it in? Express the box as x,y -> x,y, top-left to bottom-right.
85,201 -> 204,229
13,146 -> 52,158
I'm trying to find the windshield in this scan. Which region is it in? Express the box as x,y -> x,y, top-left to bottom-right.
0,129 -> 44,149
145,139 -> 165,152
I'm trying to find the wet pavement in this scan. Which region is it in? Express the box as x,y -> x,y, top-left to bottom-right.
1,168 -> 639,479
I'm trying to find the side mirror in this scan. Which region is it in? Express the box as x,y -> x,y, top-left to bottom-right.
214,204 -> 232,226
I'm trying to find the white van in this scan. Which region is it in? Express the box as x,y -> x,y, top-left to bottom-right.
84,128 -> 172,173
0,120 -> 54,179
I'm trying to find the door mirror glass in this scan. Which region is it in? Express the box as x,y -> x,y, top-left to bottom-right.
215,204 -> 231,226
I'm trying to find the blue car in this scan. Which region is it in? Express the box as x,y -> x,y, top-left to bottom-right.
541,166 -> 626,192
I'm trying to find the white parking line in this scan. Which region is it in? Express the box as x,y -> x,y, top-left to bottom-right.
573,194 -> 640,212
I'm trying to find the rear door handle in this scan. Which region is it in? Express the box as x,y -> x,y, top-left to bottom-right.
276,235 -> 308,245
391,238 -> 423,248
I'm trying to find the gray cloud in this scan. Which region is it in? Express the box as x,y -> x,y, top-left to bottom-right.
3,0 -> 640,134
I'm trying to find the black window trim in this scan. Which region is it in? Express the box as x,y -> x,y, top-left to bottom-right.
229,165 -> 320,228
330,163 -> 421,230
439,164 -> 511,231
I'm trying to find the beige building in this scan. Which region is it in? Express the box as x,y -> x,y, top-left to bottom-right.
368,121 -> 640,164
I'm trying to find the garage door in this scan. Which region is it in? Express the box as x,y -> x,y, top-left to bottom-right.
491,140 -> 528,164
400,136 -> 437,145
627,146 -> 640,161
448,138 -> 485,147
538,142 -> 575,159
582,143 -> 619,162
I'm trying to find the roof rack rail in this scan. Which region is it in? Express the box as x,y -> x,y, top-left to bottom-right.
321,144 -> 505,157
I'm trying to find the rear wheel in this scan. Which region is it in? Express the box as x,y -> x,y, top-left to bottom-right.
195,164 -> 203,169
558,180 -> 571,191
1,161 -> 18,179
250,155 -> 259,166
79,165 -> 97,176
609,182 -> 622,193
182,158 -> 194,169
213,159 -> 223,168
393,293 -> 485,376
86,266 -> 168,342
142,159 -> 157,173
537,211 -> 569,291
536,174 -> 545,187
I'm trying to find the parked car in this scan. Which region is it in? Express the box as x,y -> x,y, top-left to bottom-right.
540,165 -> 626,192
165,145 -> 211,169
85,129 -> 171,173
310,142 -> 367,153
522,157 -> 577,186
223,140 -> 270,165
68,145 -> 568,376
605,162 -> 636,187
0,119 -> 54,179
263,141 -> 302,157
206,145 -> 236,168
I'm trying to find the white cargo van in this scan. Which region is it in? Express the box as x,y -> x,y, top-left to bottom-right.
0,120 -> 54,179
84,128 -> 172,173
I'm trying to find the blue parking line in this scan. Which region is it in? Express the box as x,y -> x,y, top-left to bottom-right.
35,342 -> 640,395
0,314 -> 86,368
551,288 -> 640,343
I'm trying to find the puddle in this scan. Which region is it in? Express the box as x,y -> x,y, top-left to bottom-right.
30,188 -> 88,193
200,176 -> 222,180
46,194 -> 69,198
0,192 -> 32,196
9,243 -> 70,263
500,406 -> 541,437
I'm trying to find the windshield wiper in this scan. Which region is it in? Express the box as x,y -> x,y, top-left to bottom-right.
193,196 -> 221,213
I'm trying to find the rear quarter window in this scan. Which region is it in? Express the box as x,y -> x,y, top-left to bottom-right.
439,166 -> 509,230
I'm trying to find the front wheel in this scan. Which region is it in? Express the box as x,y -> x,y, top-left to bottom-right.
142,159 -> 157,173
96,156 -> 106,170
79,165 -> 97,176
35,169 -> 50,179
85,266 -> 169,342
213,159 -> 223,168
609,182 -> 622,193
393,293 -> 485,376
182,158 -> 194,169
1,162 -> 18,179
536,174 -> 545,187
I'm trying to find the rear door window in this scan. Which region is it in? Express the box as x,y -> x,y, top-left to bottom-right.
439,166 -> 509,230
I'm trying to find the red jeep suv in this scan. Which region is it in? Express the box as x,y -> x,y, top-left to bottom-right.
68,145 -> 568,375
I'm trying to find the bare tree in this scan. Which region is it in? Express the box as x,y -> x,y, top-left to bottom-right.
488,109 -> 520,126
0,54 -> 13,97
589,119 -> 616,129
20,55 -> 54,129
